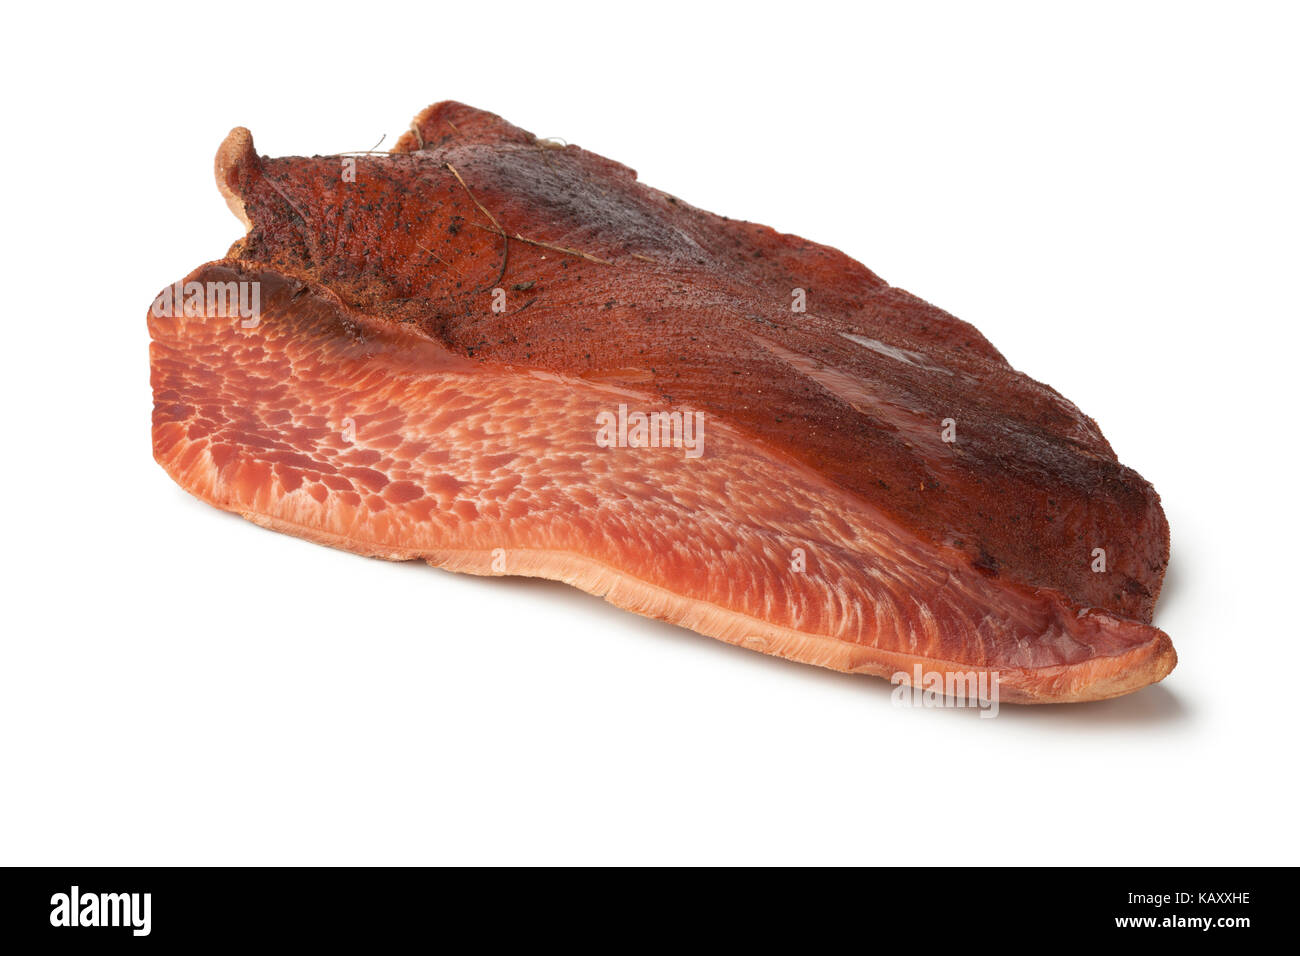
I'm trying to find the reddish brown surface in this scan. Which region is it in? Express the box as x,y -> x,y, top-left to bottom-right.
151,101 -> 1174,702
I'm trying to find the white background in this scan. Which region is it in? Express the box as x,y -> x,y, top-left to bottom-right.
2,2 -> 1296,865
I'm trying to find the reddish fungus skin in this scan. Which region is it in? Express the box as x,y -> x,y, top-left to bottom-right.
151,101 -> 1174,703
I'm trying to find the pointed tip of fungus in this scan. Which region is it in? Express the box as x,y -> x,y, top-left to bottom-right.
215,126 -> 259,231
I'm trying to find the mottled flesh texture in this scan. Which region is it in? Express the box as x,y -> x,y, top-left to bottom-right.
149,101 -> 1174,703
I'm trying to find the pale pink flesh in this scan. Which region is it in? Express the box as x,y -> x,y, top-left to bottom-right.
151,265 -> 1174,703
